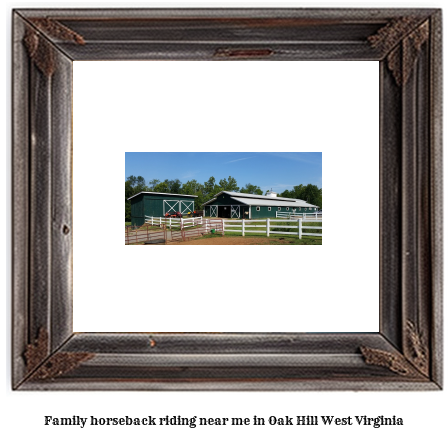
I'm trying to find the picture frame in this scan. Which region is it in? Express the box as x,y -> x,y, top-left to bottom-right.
12,8 -> 442,390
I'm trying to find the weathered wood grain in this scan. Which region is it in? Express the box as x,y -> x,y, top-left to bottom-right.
12,7 -> 443,391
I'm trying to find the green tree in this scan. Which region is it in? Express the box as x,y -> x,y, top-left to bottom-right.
125,175 -> 148,222
298,184 -> 321,207
164,178 -> 182,194
182,179 -> 202,195
125,180 -> 133,200
182,179 -> 206,211
203,176 -> 218,196
147,179 -> 160,190
241,183 -> 263,195
318,188 -> 322,210
127,175 -> 137,187
218,176 -> 239,192
153,181 -> 170,193
132,176 -> 146,192
125,180 -> 133,222
200,176 -> 220,208
280,184 -> 322,208
125,202 -> 132,223
279,189 -> 292,198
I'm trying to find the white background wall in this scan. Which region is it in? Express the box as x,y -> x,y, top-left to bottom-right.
3,1 -> 446,438
73,60 -> 379,333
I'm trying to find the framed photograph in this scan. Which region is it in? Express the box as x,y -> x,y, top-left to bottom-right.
123,151 -> 324,246
12,8 -> 442,390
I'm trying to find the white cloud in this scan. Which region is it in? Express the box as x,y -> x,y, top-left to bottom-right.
224,157 -> 253,164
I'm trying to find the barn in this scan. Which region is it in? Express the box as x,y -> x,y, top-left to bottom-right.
203,191 -> 319,219
128,192 -> 198,226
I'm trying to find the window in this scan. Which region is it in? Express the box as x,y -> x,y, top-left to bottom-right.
278,207 -> 281,211
256,206 -> 260,211
268,207 -> 271,211
293,208 -> 296,212
286,207 -> 289,211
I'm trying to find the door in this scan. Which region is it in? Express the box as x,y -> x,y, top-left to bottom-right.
180,200 -> 194,215
163,200 -> 179,215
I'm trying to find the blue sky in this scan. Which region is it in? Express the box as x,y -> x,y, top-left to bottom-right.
125,152 -> 322,192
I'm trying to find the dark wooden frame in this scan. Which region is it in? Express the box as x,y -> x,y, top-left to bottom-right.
12,8 -> 442,390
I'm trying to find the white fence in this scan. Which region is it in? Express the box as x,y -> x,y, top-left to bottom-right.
276,211 -> 322,220
145,215 -> 203,229
143,216 -> 321,238
223,218 -> 322,238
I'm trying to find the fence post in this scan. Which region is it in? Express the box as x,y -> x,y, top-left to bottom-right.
266,218 -> 270,237
180,218 -> 183,230
298,218 -> 303,239
221,219 -> 224,236
242,219 -> 245,236
126,226 -> 128,245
